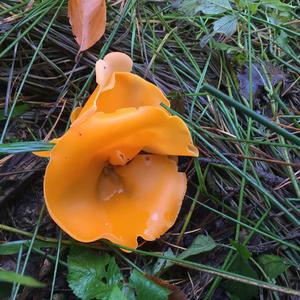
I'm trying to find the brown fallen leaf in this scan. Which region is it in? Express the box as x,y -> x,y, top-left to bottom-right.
68,0 -> 106,52
145,274 -> 187,300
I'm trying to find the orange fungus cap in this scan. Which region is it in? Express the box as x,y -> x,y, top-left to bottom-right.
44,107 -> 198,248
34,52 -> 199,248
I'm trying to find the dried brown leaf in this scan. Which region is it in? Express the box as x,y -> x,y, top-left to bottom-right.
145,274 -> 187,300
68,0 -> 106,52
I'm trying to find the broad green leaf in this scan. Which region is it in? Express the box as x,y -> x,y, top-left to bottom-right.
258,255 -> 291,279
248,2 -> 260,13
67,247 -> 123,300
269,13 -> 292,24
0,104 -> 30,121
197,0 -> 232,14
122,285 -> 136,300
200,33 -> 215,48
153,236 -> 216,274
213,15 -> 238,37
211,40 -> 242,53
0,270 -> 44,288
231,241 -> 251,260
275,31 -> 291,54
238,0 -> 292,12
129,270 -> 169,300
178,234 -> 216,260
177,0 -> 231,16
233,52 -> 247,66
261,0 -> 294,12
176,0 -> 203,16
223,255 -> 258,300
152,248 -> 176,274
107,286 -> 128,300
0,240 -> 58,255
238,0 -> 260,13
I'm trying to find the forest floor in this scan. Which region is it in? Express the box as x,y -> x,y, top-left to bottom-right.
0,1 -> 300,299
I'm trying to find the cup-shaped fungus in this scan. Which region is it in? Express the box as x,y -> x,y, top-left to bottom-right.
36,53 -> 198,248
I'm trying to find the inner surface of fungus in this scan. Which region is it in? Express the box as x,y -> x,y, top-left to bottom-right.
97,164 -> 125,202
46,153 -> 187,248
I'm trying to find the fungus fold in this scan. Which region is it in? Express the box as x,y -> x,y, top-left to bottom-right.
36,52 -> 198,248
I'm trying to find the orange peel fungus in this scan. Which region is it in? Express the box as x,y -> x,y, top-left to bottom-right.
36,52 -> 198,248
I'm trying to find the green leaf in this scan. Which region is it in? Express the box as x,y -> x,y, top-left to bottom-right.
177,0 -> 231,16
269,12 -> 292,24
258,255 -> 291,279
248,2 -> 260,13
129,270 -> 169,300
237,0 -> 260,13
223,255 -> 259,300
0,270 -> 44,288
231,241 -> 251,260
261,0 -> 294,12
178,234 -> 216,260
153,236 -> 216,274
233,53 -> 247,66
107,286 -> 128,300
67,247 -> 123,300
0,240 -> 58,255
152,248 -> 176,274
213,15 -> 238,37
176,0 -> 202,16
211,40 -> 242,53
275,31 -> 291,54
200,33 -> 215,48
0,104 -> 30,121
197,0 -> 232,14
